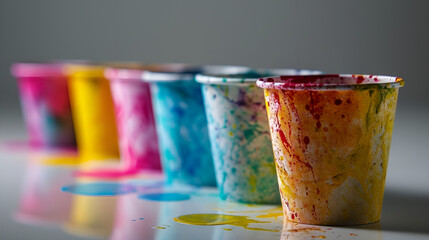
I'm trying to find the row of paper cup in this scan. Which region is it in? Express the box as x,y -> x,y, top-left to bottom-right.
11,61 -> 404,225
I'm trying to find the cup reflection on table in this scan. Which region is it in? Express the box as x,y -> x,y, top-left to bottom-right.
14,154 -> 75,226
110,194 -> 160,240
63,178 -> 117,238
281,220 -> 382,240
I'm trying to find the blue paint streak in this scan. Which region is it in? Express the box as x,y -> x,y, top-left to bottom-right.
62,182 -> 136,196
138,192 -> 191,201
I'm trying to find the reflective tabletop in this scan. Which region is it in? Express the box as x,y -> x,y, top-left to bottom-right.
1,109 -> 429,240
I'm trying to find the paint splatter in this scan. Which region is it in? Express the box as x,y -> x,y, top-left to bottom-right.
311,236 -> 326,239
259,74 -> 402,224
285,227 -> 326,233
201,81 -> 280,204
174,214 -> 278,232
350,233 -> 358,236
139,193 -> 191,201
76,168 -> 139,178
41,155 -> 80,166
222,228 -> 232,231
256,212 -> 283,220
154,226 -> 166,229
62,182 -> 136,196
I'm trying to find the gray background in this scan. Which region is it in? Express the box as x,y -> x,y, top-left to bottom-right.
1,0 -> 429,111
0,0 -> 429,239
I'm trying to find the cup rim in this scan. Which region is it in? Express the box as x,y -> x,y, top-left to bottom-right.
196,69 -> 323,86
142,65 -> 250,82
256,74 -> 404,90
104,64 -> 176,81
11,62 -> 65,78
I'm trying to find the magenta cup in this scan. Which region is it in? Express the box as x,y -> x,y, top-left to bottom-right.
11,62 -> 76,148
105,67 -> 161,172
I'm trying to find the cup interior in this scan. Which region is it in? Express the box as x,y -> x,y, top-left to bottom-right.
257,74 -> 404,90
143,65 -> 251,82
196,69 -> 323,85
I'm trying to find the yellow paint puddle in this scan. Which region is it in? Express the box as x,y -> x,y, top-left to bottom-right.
256,212 -> 283,220
41,155 -> 80,166
174,214 -> 278,232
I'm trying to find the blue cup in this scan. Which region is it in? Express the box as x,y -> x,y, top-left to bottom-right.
143,64 -> 249,186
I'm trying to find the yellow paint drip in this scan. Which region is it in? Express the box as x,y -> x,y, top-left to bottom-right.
174,214 -> 278,232
41,155 -> 80,166
222,228 -> 232,231
154,226 -> 166,229
256,212 -> 283,220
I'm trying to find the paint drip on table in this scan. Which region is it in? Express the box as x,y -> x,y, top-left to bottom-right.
174,214 -> 279,232
61,180 -> 215,202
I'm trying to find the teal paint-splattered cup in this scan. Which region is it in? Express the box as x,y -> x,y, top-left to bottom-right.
143,64 -> 249,187
196,69 -> 322,204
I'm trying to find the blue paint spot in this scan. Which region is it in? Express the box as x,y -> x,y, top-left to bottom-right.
138,193 -> 191,201
132,219 -> 137,221
133,181 -> 166,192
62,182 -> 136,196
139,218 -> 144,220
190,192 -> 219,198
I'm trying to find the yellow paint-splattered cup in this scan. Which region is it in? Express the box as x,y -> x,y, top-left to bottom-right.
66,65 -> 119,162
257,74 -> 404,225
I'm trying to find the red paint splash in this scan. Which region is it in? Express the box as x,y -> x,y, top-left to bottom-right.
308,92 -> 323,129
334,99 -> 342,105
279,74 -> 340,84
303,136 -> 310,145
312,205 -> 318,219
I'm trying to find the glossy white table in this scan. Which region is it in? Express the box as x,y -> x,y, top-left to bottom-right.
0,107 -> 428,240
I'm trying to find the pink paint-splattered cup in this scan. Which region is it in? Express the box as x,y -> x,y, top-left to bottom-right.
105,67 -> 161,172
11,62 -> 76,148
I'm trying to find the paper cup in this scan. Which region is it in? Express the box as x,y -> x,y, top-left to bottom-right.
143,65 -> 249,186
105,67 -> 162,172
67,65 -> 119,162
196,69 -> 321,204
11,62 -> 76,148
257,74 -> 404,225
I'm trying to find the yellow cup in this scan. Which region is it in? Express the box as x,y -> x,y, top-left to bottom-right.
67,65 -> 119,162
